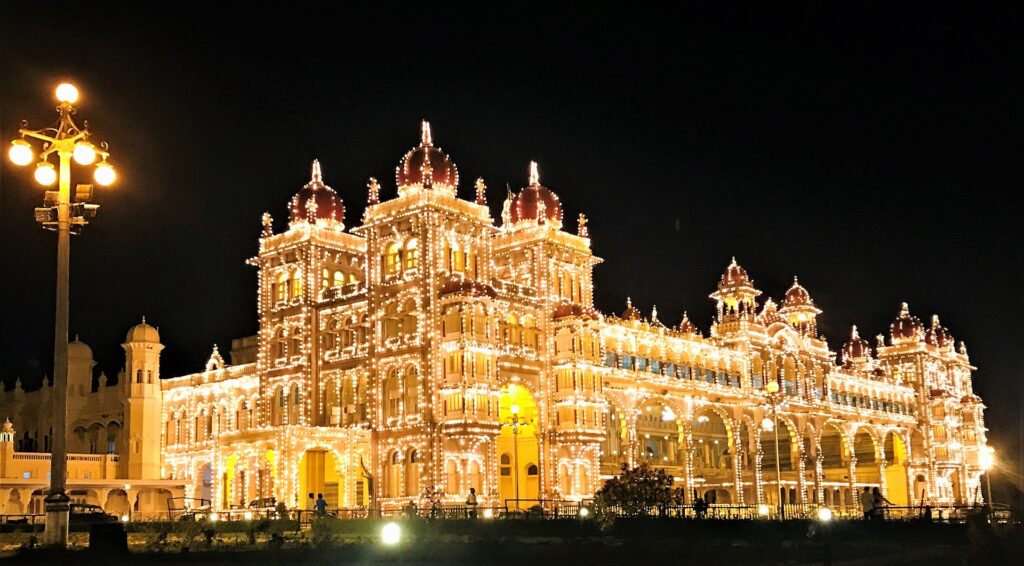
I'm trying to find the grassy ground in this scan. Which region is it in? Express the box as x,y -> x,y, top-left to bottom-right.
1,518 -> 1016,564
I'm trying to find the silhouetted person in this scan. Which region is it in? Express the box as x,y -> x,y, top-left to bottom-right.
315,493 -> 327,517
466,487 -> 478,518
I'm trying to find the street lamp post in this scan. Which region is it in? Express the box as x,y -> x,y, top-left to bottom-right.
764,380 -> 784,521
7,83 -> 115,547
502,404 -> 528,511
979,447 -> 995,521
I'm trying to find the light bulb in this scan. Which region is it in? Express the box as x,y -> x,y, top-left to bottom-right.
94,162 -> 116,186
8,140 -> 33,166
34,162 -> 57,186
73,143 -> 96,165
56,83 -> 79,103
510,404 -> 520,415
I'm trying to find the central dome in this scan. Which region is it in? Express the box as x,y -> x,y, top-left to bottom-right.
396,121 -> 459,195
509,161 -> 563,227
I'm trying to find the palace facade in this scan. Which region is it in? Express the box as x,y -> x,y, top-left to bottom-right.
2,122 -> 991,516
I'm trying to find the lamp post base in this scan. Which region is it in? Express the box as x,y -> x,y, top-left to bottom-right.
42,492 -> 71,548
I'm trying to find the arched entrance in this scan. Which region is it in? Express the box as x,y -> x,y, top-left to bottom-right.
299,448 -> 340,510
498,383 -> 540,510
198,463 -> 213,503
819,423 -> 851,510
883,431 -> 910,506
758,416 -> 793,505
853,428 -> 880,486
692,408 -> 732,501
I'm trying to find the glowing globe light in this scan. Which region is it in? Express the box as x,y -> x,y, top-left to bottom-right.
120,514 -> 129,523
35,162 -> 57,186
8,140 -> 33,166
94,162 -> 116,186
55,83 -> 79,104
758,503 -> 770,517
578,507 -> 589,518
482,508 -> 494,519
381,522 -> 401,545
209,512 -> 220,522
766,380 -> 780,394
761,417 -> 774,432
979,448 -> 995,471
817,507 -> 833,522
73,143 -> 96,165
243,511 -> 253,521
510,404 -> 521,415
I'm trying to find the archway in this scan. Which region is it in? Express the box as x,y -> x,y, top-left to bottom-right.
758,415 -> 793,505
299,448 -> 340,510
498,383 -> 540,510
105,489 -> 130,516
883,432 -> 910,506
4,490 -> 24,514
639,399 -> 683,468
819,423 -> 850,509
692,408 -> 732,501
853,428 -> 880,486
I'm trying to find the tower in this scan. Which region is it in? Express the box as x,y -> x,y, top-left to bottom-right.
121,319 -> 164,479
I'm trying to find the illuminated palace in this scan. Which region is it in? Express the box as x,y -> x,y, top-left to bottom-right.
152,122 -> 990,513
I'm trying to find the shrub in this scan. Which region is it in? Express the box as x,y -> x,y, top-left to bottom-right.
593,462 -> 685,519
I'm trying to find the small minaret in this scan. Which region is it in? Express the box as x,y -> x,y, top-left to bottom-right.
578,213 -> 588,238
367,177 -> 380,205
121,318 -> 165,479
475,177 -> 487,206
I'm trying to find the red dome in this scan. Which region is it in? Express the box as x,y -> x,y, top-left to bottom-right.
890,302 -> 924,341
721,257 -> 750,286
395,121 -> 458,192
289,160 -> 345,225
841,325 -> 872,364
509,161 -> 563,225
620,297 -> 642,321
783,277 -> 814,307
677,312 -> 700,335
925,315 -> 954,347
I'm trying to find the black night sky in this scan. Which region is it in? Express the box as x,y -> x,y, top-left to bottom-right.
2,7 -> 1022,496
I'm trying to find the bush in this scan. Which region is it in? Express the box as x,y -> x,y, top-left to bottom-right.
593,462 -> 685,519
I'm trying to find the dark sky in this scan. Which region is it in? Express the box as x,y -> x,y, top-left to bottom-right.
2,6 -> 1022,483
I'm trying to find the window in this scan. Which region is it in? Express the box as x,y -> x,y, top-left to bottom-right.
136,369 -> 143,384
500,453 -> 512,476
290,271 -> 302,298
275,273 -> 287,302
333,271 -> 344,287
385,243 -> 401,276
526,464 -> 539,476
404,239 -> 418,270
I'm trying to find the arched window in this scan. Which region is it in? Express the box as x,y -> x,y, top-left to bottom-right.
147,370 -> 153,384
288,384 -> 301,424
333,271 -> 344,287
403,366 -> 419,416
136,369 -> 143,384
290,270 -> 303,299
404,239 -> 419,271
275,272 -> 287,302
527,464 -> 539,476
385,369 -> 402,418
322,268 -> 331,288
500,453 -> 512,477
385,243 -> 401,276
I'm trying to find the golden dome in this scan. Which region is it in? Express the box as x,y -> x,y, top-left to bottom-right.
126,318 -> 161,343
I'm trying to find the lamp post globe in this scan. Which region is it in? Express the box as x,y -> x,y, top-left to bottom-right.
55,83 -> 79,104
9,139 -> 33,165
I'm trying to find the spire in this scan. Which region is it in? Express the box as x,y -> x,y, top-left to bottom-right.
931,314 -> 941,327
421,120 -> 432,146
578,213 -> 588,237
311,159 -> 323,185
261,211 -> 273,236
626,297 -> 633,309
730,256 -> 737,267
899,302 -> 910,317
475,177 -> 487,206
793,275 -> 799,285
851,325 -> 860,340
876,334 -> 885,348
367,177 -> 380,205
529,161 -> 540,186
652,305 -> 659,321
141,315 -> 146,324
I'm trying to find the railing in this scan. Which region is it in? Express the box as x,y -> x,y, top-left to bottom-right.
0,514 -> 45,526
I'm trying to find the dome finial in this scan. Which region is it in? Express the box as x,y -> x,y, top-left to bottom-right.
900,302 -> 910,316
851,325 -> 859,339
367,177 -> 380,205
141,315 -> 146,324
793,275 -> 799,285
626,296 -> 633,308
529,161 -> 540,186
421,120 -> 432,146
311,159 -> 322,184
